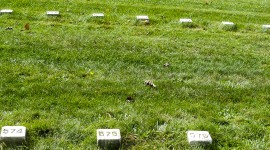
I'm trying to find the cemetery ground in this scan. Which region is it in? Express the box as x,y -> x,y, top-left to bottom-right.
0,0 -> 270,149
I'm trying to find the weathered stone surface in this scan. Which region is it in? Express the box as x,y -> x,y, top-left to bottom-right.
0,126 -> 26,143
97,129 -> 121,149
180,18 -> 192,23
46,11 -> 60,16
0,9 -> 13,14
187,130 -> 212,145
92,13 -> 104,17
222,21 -> 235,26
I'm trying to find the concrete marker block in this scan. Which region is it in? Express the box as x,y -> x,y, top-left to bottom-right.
136,15 -> 149,24
97,129 -> 121,149
180,18 -> 192,23
47,11 -> 60,16
262,25 -> 270,31
0,126 -> 26,143
187,130 -> 212,145
92,13 -> 104,17
0,9 -> 13,14
222,21 -> 235,26
221,21 -> 236,31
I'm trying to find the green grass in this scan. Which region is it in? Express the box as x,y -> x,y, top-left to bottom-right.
0,0 -> 270,149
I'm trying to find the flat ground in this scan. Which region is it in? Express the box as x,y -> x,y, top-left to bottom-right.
0,0 -> 269,149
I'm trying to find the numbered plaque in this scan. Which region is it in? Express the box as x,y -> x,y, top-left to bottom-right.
180,18 -> 192,23
0,9 -> 13,14
187,130 -> 212,145
46,11 -> 60,16
92,13 -> 104,17
97,129 -> 121,149
0,126 -> 26,142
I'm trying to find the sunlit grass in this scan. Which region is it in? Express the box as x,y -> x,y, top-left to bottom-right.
0,0 -> 269,149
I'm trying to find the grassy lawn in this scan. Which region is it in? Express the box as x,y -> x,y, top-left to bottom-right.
0,0 -> 269,149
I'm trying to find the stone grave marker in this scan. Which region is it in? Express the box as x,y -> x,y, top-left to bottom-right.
262,25 -> 270,31
0,9 -> 13,14
136,15 -> 149,24
222,21 -> 235,26
180,18 -> 192,23
221,21 -> 236,31
180,18 -> 194,28
187,130 -> 212,145
97,129 -> 121,149
46,11 -> 60,16
0,126 -> 26,143
92,13 -> 104,17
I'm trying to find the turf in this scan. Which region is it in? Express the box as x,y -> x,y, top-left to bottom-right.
0,0 -> 269,149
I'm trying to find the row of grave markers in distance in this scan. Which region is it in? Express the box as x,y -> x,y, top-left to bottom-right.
1,9 -> 270,31
0,9 -> 105,17
0,126 -> 212,149
0,9 -> 95,17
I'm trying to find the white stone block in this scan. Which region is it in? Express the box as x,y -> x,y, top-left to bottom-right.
262,25 -> 270,30
187,130 -> 212,145
0,9 -> 13,14
97,129 -> 121,149
46,11 -> 60,16
136,15 -> 149,23
92,13 -> 104,17
0,126 -> 26,143
222,21 -> 235,26
180,18 -> 192,23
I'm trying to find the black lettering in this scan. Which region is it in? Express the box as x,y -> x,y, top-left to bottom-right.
99,131 -> 104,136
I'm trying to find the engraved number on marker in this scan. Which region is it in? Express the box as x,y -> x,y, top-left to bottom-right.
2,129 -> 9,134
99,131 -> 118,136
202,134 -> 208,138
2,128 -> 23,134
190,133 -> 208,139
17,129 -> 23,133
99,131 -> 104,136
112,131 -> 117,136
11,129 -> 16,133
190,133 -> 195,138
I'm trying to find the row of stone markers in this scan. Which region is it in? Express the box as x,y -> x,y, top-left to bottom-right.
0,126 -> 212,148
1,9 -> 270,31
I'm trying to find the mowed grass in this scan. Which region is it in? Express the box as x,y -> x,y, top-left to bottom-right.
0,0 -> 270,149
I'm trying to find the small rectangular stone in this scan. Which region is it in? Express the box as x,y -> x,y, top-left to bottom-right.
222,21 -> 235,26
136,15 -> 149,24
262,25 -> 270,29
92,13 -> 104,17
187,130 -> 212,145
180,18 -> 192,23
46,11 -> 60,16
97,129 -> 121,149
137,15 -> 149,21
0,9 -> 13,14
0,126 -> 26,143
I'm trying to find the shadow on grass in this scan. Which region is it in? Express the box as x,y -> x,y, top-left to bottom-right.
0,137 -> 30,150
221,25 -> 238,31
121,133 -> 138,149
190,144 -> 217,150
180,22 -> 198,28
